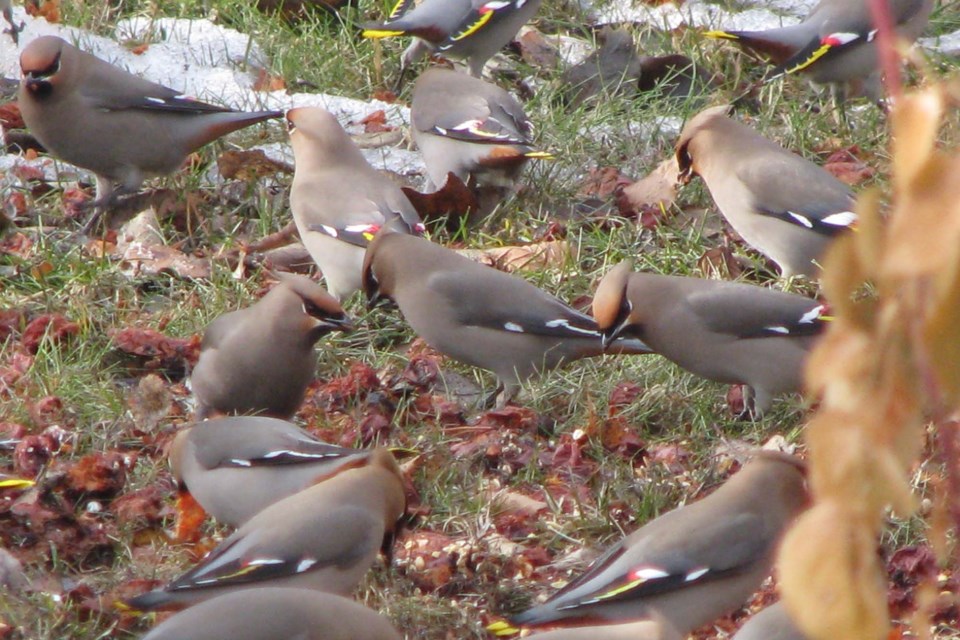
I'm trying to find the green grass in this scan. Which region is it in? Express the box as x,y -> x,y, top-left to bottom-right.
2,0 -> 959,638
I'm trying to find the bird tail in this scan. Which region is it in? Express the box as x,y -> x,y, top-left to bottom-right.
362,23 -> 407,38
702,29 -> 742,40
486,620 -> 520,636
120,590 -> 175,613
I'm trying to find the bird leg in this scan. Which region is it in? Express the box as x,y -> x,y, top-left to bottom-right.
2,7 -> 22,45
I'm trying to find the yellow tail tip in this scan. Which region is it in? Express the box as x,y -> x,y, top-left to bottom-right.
525,151 -> 554,159
487,621 -> 520,636
703,30 -> 738,40
362,28 -> 406,39
0,478 -> 34,489
113,600 -> 139,614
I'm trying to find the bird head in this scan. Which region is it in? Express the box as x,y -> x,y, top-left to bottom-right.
593,260 -> 638,350
20,36 -> 65,99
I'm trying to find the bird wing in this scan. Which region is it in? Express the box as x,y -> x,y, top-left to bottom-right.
437,0 -> 522,52
736,156 -> 856,236
194,429 -> 366,471
770,0 -> 925,78
199,310 -> 245,351
428,269 -> 604,339
546,513 -> 768,611
418,94 -> 530,146
164,506 -> 380,591
685,287 -> 829,339
79,71 -> 232,114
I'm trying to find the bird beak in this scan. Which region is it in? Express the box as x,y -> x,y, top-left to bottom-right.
600,315 -> 633,350
316,314 -> 354,333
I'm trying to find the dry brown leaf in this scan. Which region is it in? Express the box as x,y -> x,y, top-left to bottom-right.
252,68 -> 286,92
218,149 -> 293,180
401,173 -> 479,226
457,240 -> 570,273
616,156 -> 679,214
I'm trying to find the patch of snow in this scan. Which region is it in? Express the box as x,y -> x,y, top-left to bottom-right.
920,29 -> 960,57
1,13 -> 421,178
593,0 -> 817,30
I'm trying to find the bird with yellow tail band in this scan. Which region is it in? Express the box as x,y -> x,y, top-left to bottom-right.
495,453 -> 808,636
704,0 -> 932,102
362,0 -> 542,77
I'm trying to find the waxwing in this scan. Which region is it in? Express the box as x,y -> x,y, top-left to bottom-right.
362,0 -> 542,77
675,105 -> 856,278
170,417 -> 372,527
190,273 -> 353,421
492,452 -> 808,635
286,107 -> 424,301
411,66 -> 550,213
704,0 -> 933,100
593,261 -> 827,415
362,231 -> 651,406
140,588 -> 402,640
125,448 -> 406,611
17,36 -> 281,213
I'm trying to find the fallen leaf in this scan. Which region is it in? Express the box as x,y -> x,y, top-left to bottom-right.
252,68 -> 286,92
401,173 -> 479,228
358,110 -> 394,134
64,452 -> 128,499
617,156 -> 679,215
218,149 -> 293,180
21,314 -> 80,354
0,102 -> 25,130
458,240 -> 570,273
109,327 -> 200,375
578,166 -> 630,200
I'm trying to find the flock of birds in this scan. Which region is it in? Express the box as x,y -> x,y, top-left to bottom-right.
5,0 -> 941,637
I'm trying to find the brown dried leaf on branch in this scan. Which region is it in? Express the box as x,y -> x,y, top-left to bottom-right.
779,85 -> 960,640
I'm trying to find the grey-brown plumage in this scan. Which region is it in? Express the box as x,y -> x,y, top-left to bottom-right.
592,261 -> 827,415
191,273 -> 352,421
287,107 -> 423,301
362,0 -> 542,77
675,106 -> 856,278
411,67 -> 549,215
362,232 -> 651,406
732,602 -> 808,640
17,36 -> 281,210
170,417 -> 372,527
505,452 -> 808,635
125,448 -> 406,611
515,619 -> 681,640
705,0 -> 933,100
140,588 -> 403,640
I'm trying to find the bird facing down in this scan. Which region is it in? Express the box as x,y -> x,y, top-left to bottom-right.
190,273 -> 353,421
170,417 -> 372,527
704,0 -> 934,101
17,36 -> 282,212
732,601 -> 808,640
362,231 -> 651,407
592,261 -> 828,415
675,105 -> 856,278
494,452 -> 808,636
411,67 -> 551,214
362,0 -> 543,77
286,107 -> 424,301
125,447 -> 407,611
140,588 -> 403,640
